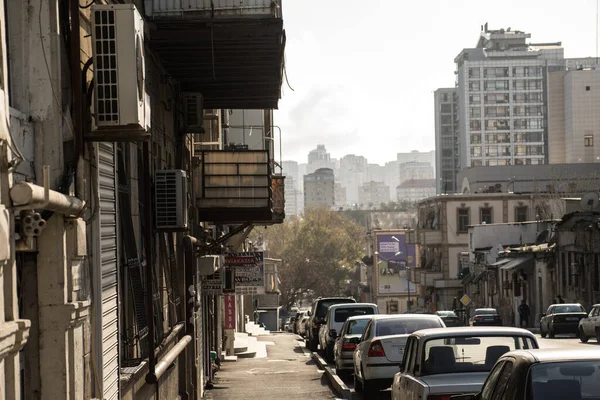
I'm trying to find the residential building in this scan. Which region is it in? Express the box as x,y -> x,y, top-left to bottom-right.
339,154 -> 368,205
457,163 -> 600,195
409,193 -> 570,312
455,25 -> 565,169
548,68 -> 600,164
396,179 -> 437,203
2,1 -> 286,398
399,161 -> 434,184
282,160 -> 300,189
367,163 -> 385,182
284,175 -> 300,216
304,168 -> 335,209
397,150 -> 436,168
307,144 -> 336,174
384,160 -> 400,197
434,88 -> 460,194
358,181 -> 390,208
334,182 -> 347,208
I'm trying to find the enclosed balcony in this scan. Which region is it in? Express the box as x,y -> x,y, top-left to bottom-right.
194,150 -> 284,223
146,0 -> 285,109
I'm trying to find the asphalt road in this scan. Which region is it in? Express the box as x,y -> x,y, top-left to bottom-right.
307,333 -> 597,400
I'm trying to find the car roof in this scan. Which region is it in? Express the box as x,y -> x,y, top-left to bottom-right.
474,308 -> 497,311
369,314 -> 442,321
548,303 -> 582,307
345,315 -> 375,322
505,348 -> 600,363
328,303 -> 377,310
410,326 -> 535,338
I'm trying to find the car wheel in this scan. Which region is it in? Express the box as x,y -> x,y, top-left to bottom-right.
596,328 -> 600,343
309,338 -> 318,352
363,377 -> 378,396
325,344 -> 334,363
353,371 -> 363,393
579,327 -> 589,343
540,326 -> 547,338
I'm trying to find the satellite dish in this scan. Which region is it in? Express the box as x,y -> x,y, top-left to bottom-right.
535,229 -> 550,245
580,192 -> 600,211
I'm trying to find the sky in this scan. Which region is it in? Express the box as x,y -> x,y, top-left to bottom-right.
274,0 -> 599,166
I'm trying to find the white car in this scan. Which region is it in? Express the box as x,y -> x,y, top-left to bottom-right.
353,314 -> 446,395
391,326 -> 539,400
318,303 -> 378,362
333,315 -> 373,379
578,303 -> 600,342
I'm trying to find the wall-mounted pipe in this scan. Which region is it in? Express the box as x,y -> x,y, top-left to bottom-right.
183,235 -> 198,398
10,166 -> 85,217
154,335 -> 192,380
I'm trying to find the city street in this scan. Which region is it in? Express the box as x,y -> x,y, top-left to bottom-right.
303,333 -> 599,400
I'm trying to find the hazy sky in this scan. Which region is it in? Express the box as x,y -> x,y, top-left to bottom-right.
274,0 -> 599,165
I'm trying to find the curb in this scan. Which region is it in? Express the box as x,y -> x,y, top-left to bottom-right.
311,352 -> 352,400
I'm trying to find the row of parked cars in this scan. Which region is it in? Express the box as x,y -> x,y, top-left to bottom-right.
298,296 -> 600,399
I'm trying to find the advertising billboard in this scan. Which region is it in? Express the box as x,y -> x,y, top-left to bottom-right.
375,232 -> 416,295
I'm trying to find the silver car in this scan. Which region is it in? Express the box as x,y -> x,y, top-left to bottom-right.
332,315 -> 372,379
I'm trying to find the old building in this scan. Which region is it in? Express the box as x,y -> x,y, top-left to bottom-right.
304,168 -> 335,209
1,0 -> 286,398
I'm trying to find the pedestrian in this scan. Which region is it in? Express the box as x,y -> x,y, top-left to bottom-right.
518,300 -> 530,328
555,294 -> 565,304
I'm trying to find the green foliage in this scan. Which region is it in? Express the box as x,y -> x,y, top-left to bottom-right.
251,207 -> 366,309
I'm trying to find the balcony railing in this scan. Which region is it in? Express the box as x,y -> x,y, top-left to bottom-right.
146,0 -> 282,19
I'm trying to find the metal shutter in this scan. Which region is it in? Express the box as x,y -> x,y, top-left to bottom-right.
93,142 -> 119,400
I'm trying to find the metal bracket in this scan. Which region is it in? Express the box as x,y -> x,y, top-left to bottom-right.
204,222 -> 252,252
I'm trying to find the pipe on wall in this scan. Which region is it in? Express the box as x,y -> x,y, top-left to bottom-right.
183,235 -> 199,398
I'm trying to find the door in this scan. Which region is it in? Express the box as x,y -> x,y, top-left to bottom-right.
93,142 -> 119,400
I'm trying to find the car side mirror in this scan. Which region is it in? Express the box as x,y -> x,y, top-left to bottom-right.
540,313 -> 546,317
349,337 -> 360,344
329,329 -> 337,338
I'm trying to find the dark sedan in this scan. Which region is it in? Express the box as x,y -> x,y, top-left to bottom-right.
435,310 -> 462,326
470,308 -> 503,326
540,303 -> 587,338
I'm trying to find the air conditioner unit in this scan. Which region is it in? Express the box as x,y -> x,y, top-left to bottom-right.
155,170 -> 188,231
182,93 -> 205,133
91,4 -> 150,140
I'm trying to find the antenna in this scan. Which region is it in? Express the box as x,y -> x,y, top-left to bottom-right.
580,192 -> 600,211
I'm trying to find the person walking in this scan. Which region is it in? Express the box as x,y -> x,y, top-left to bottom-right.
518,300 -> 530,328
555,294 -> 565,304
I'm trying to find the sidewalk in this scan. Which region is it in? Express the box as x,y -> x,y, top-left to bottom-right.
205,333 -> 338,400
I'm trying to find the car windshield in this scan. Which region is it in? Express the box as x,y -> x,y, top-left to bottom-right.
376,318 -> 443,336
347,319 -> 369,335
421,335 -> 537,375
553,305 -> 584,313
475,309 -> 498,315
334,307 -> 375,322
530,361 -> 600,399
438,311 -> 458,317
316,300 -> 354,318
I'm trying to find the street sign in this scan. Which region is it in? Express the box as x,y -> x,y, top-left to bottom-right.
202,270 -> 223,295
460,294 -> 472,307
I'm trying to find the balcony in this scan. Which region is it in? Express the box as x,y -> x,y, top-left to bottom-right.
146,0 -> 285,109
194,150 -> 284,223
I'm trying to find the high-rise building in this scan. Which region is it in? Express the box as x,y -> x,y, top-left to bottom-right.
282,160 -> 300,189
384,160 -> 400,195
434,88 -> 459,194
284,175 -> 299,216
367,163 -> 384,182
358,181 -> 390,208
399,161 -> 434,184
548,68 -> 600,164
339,154 -> 368,205
455,25 -> 564,169
396,179 -> 437,203
307,144 -> 336,174
334,182 -> 347,208
304,168 -> 335,209
397,150 -> 436,168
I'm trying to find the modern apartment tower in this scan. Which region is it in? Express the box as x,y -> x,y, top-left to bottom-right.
304,168 -> 335,209
434,88 -> 459,194
455,25 -> 564,170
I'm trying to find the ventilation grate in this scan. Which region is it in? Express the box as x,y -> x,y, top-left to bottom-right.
93,9 -> 119,125
155,170 -> 187,230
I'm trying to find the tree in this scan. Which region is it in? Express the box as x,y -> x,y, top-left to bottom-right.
251,207 -> 366,309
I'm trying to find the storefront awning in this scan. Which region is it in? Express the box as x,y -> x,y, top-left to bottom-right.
500,256 -> 533,271
489,258 -> 511,267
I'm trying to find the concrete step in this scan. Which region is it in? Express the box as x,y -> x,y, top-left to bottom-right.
222,355 -> 238,362
236,351 -> 257,358
234,346 -> 248,354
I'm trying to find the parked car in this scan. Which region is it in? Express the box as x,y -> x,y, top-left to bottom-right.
353,314 -> 446,395
435,310 -> 462,327
450,348 -> 600,400
295,310 -> 309,335
578,303 -> 600,343
318,303 -> 378,362
333,315 -> 373,379
283,318 -> 291,332
391,327 -> 539,400
540,303 -> 587,338
298,314 -> 310,337
469,308 -> 502,326
305,297 -> 356,352
288,316 -> 297,332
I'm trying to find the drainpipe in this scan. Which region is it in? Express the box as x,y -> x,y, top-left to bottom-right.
183,235 -> 199,398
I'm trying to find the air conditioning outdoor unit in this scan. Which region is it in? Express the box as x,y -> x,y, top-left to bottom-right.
91,4 -> 150,140
155,170 -> 188,230
182,93 -> 205,133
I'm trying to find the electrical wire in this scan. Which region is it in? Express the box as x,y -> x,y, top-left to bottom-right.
80,0 -> 95,9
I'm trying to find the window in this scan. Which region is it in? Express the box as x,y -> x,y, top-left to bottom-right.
441,115 -> 452,124
586,85 -> 591,91
471,133 -> 482,144
515,206 -> 528,222
470,120 -> 482,130
585,135 -> 594,147
470,107 -> 481,118
486,119 -> 509,130
441,104 -> 452,113
469,68 -> 481,78
470,94 -> 481,104
471,146 -> 482,157
457,208 -> 470,232
489,361 -> 514,399
469,81 -> 481,92
480,207 -> 493,224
